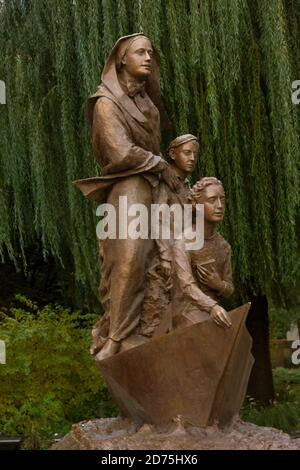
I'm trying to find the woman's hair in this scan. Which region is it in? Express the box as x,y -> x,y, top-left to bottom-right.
188,177 -> 224,203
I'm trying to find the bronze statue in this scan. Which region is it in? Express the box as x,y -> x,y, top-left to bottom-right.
96,175 -> 253,428
73,34 -> 254,430
74,33 -> 180,360
140,134 -> 199,337
172,177 -> 233,329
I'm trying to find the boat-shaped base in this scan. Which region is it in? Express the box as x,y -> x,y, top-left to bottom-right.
97,303 -> 254,427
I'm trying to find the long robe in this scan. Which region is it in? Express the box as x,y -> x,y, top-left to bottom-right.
81,83 -> 168,352
139,176 -> 191,336
73,34 -> 170,353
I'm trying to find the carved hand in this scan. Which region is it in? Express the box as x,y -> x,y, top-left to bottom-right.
197,266 -> 223,292
210,304 -> 232,328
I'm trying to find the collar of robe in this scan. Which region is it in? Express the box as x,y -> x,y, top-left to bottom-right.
118,76 -> 146,98
102,72 -> 148,123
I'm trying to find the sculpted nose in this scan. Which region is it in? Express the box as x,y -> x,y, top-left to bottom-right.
215,198 -> 221,208
188,152 -> 195,164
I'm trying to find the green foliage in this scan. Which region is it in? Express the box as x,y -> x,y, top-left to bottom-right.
242,400 -> 300,433
273,367 -> 300,385
242,367 -> 300,433
0,1 -> 300,306
0,296 -> 117,448
269,303 -> 300,339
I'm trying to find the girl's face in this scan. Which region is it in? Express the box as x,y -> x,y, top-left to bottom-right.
200,184 -> 225,223
171,141 -> 198,174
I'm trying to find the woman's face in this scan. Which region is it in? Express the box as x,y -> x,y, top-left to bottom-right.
201,184 -> 225,223
171,141 -> 198,174
122,37 -> 154,80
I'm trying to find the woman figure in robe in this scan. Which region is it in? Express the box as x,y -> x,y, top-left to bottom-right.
74,33 -> 179,360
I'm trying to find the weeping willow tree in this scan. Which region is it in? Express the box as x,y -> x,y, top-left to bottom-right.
1,0 -> 300,398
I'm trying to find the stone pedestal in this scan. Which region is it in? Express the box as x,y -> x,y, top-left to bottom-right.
52,417 -> 300,450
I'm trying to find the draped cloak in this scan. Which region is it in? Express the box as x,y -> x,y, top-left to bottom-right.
73,34 -> 169,352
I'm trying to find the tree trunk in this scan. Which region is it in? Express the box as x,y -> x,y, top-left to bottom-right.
246,294 -> 275,405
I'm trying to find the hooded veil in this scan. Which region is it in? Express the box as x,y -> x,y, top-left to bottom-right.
73,33 -> 169,203
85,33 -> 169,131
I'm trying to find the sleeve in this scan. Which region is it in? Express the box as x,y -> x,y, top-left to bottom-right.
92,98 -> 167,175
219,245 -> 234,298
172,238 -> 218,313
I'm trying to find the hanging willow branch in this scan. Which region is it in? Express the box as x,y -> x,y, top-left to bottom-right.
0,0 -> 299,307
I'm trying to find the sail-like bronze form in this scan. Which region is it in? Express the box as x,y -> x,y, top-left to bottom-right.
98,303 -> 254,427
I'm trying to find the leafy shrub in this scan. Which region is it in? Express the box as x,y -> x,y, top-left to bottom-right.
241,368 -> 300,433
269,304 -> 300,340
241,401 -> 300,433
273,367 -> 300,385
0,295 -> 117,448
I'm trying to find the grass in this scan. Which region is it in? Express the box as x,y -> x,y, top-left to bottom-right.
241,367 -> 300,434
